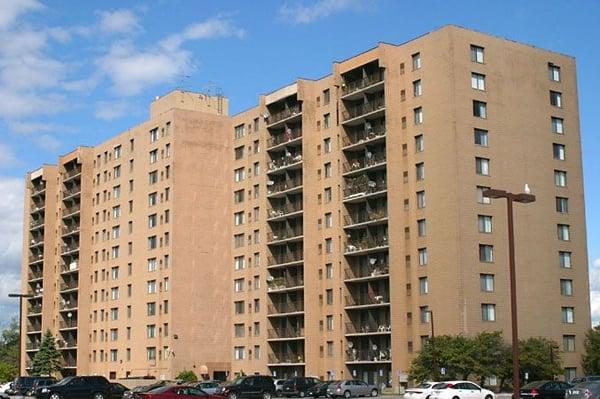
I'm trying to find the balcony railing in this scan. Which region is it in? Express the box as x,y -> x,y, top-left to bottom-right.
343,153 -> 387,174
62,225 -> 80,236
60,281 -> 78,291
346,348 -> 391,362
267,202 -> 303,219
267,275 -> 304,291
267,104 -> 302,126
343,126 -> 386,148
29,254 -> 44,263
31,184 -> 46,195
64,167 -> 82,179
267,177 -> 303,196
344,179 -> 387,199
62,187 -> 81,199
28,271 -> 43,281
268,301 -> 304,315
58,339 -> 77,349
61,262 -> 79,273
63,205 -> 81,217
345,322 -> 391,335
30,204 -> 45,214
26,324 -> 42,333
61,244 -> 79,254
268,227 -> 303,243
30,219 -> 44,229
28,305 -> 42,315
342,71 -> 384,96
63,358 -> 77,367
345,236 -> 388,253
268,154 -> 303,173
60,301 -> 78,310
345,294 -> 390,307
344,209 -> 388,227
344,263 -> 390,280
59,319 -> 78,329
268,353 -> 305,364
268,127 -> 303,149
29,238 -> 43,247
343,98 -> 385,122
268,327 -> 305,339
26,342 -> 40,350
268,251 -> 304,266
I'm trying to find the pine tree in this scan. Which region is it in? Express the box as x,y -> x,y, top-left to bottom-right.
31,330 -> 62,376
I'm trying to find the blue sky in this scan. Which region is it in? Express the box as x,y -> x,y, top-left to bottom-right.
0,0 -> 599,326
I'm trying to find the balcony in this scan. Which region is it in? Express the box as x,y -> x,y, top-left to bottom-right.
342,98 -> 385,125
60,281 -> 78,292
344,263 -> 389,282
268,127 -> 302,150
268,327 -> 305,340
344,237 -> 389,256
345,348 -> 391,363
59,301 -> 78,311
62,225 -> 80,237
268,301 -> 304,316
268,252 -> 304,268
62,205 -> 81,218
267,177 -> 303,198
63,357 -> 77,368
268,154 -> 303,174
61,244 -> 79,255
26,342 -> 40,351
31,184 -> 46,196
268,227 -> 303,245
267,104 -> 302,128
28,253 -> 44,264
57,339 -> 77,350
28,270 -> 43,281
59,319 -> 78,330
62,187 -> 81,199
343,179 -> 387,203
30,204 -> 45,215
343,127 -> 386,151
344,209 -> 388,229
345,294 -> 390,309
63,167 -> 82,181
29,238 -> 44,248
61,261 -> 79,274
28,305 -> 42,316
342,153 -> 387,177
345,322 -> 391,336
267,202 -> 303,221
267,353 -> 305,366
26,323 -> 42,333
30,218 -> 45,230
267,275 -> 304,293
341,71 -> 385,99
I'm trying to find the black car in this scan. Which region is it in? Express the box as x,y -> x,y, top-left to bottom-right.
521,380 -> 574,399
13,376 -> 39,395
28,377 -> 58,396
37,376 -> 112,399
282,378 -> 321,398
306,381 -> 338,398
217,375 -> 275,399
110,383 -> 130,399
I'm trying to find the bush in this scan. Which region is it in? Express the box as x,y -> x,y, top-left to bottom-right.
176,370 -> 198,382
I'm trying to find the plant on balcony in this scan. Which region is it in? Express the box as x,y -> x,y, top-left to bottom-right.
31,330 -> 62,376
267,277 -> 286,290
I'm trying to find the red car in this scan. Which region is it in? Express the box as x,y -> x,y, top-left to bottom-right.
139,385 -> 220,399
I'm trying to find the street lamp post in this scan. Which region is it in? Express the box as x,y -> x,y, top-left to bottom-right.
428,310 -> 437,381
482,188 -> 536,399
8,293 -> 34,375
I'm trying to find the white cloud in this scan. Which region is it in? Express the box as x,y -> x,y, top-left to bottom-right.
590,258 -> 600,326
94,100 -> 133,120
0,142 -> 19,167
278,0 -> 364,24
160,16 -> 246,51
0,0 -> 43,31
98,9 -> 141,34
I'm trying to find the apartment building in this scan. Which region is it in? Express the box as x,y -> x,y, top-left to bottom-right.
229,25 -> 590,387
21,90 -> 232,379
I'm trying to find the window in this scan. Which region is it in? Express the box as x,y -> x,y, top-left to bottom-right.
111,287 -> 119,300
476,157 -> 490,175
415,135 -> 424,152
549,63 -> 561,82
550,91 -> 562,107
556,197 -> 569,213
416,191 -> 426,208
473,101 -> 487,118
146,347 -> 156,361
479,244 -> 494,262
563,335 -> 575,352
113,185 -> 121,199
165,143 -> 171,157
112,225 -> 120,239
325,238 -> 333,254
554,170 -> 567,187
148,214 -> 157,228
560,279 -> 573,296
476,186 -> 491,204
234,211 -> 245,226
324,162 -> 332,178
110,307 -> 119,320
148,236 -> 157,249
112,205 -> 121,218
557,224 -> 570,241
418,248 -> 428,266
111,267 -> 119,280
481,304 -> 496,321
148,258 -> 157,272
234,256 -> 245,270
234,234 -> 244,248
253,118 -> 259,132
470,45 -> 484,63
147,302 -> 156,316
417,219 -> 426,237
234,146 -> 244,160
420,306 -> 430,323
234,324 -> 244,338
562,307 -> 574,323
324,187 -> 332,203
412,52 -> 421,70
416,163 -> 425,181
111,246 -> 120,259
234,168 -> 245,182
323,89 -> 330,105
150,128 -> 159,142
324,113 -> 331,129
147,325 -> 156,338
324,138 -> 332,153
413,80 -> 422,96
234,189 -> 245,204
474,128 -> 488,146
553,143 -> 566,160
559,251 -> 572,268
326,315 -> 334,331
234,278 -> 244,293
234,301 -> 245,315
147,280 -> 157,294
478,215 -> 493,233
325,213 -> 333,228
471,72 -> 486,90
149,149 -> 158,164
110,328 -> 118,341
148,192 -> 158,206
419,277 -> 429,294
234,124 -> 245,139
414,107 -> 423,125
253,162 -> 260,176
234,346 -> 245,360
326,289 -> 333,305
326,264 -> 333,279
480,274 -> 495,292
552,117 -> 564,134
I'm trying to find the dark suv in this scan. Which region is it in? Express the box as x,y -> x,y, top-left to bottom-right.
28,377 -> 58,396
217,375 -> 275,399
282,377 -> 321,398
37,376 -> 112,399
13,376 -> 39,395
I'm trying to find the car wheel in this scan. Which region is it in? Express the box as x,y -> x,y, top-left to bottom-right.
370,390 -> 378,397
262,392 -> 272,399
344,391 -> 351,399
300,391 -> 306,398
485,395 -> 492,399
50,394 -> 61,399
276,391 -> 283,398
228,393 -> 237,399
94,393 -> 106,399
452,396 -> 460,399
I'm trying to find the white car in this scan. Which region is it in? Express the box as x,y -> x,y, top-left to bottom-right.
429,381 -> 494,399
405,382 -> 445,399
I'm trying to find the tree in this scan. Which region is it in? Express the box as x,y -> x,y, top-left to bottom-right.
582,326 -> 600,375
31,330 -> 62,376
409,334 -> 478,382
176,370 -> 198,382
472,331 -> 511,388
0,318 -> 19,380
519,337 -> 562,382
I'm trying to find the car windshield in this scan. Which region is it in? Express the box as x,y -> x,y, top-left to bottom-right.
416,383 -> 433,389
55,378 -> 74,386
224,378 -> 245,386
148,386 -> 173,394
522,381 -> 547,389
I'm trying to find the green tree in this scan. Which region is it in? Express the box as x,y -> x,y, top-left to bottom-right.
31,330 -> 62,376
409,335 -> 478,382
0,318 -> 19,381
582,326 -> 600,375
176,370 -> 198,382
519,337 -> 562,382
472,331 -> 511,388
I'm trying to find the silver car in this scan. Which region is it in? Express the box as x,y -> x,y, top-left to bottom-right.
327,380 -> 379,398
566,382 -> 600,399
187,381 -> 221,394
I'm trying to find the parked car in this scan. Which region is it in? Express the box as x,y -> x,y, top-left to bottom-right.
273,381 -> 285,398
36,376 -> 112,399
282,377 -> 321,397
129,381 -> 174,399
137,385 -> 219,399
13,376 -> 39,395
429,381 -> 494,399
186,382 -> 220,395
571,377 -> 600,384
216,375 -> 275,399
404,382 -> 446,399
306,381 -> 338,398
520,380 -> 573,399
566,382 -> 600,399
326,380 -> 379,398
27,377 -> 58,396
111,383 -> 130,399
0,382 -> 13,399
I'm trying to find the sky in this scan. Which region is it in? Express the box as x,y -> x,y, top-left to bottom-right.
0,0 -> 599,327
